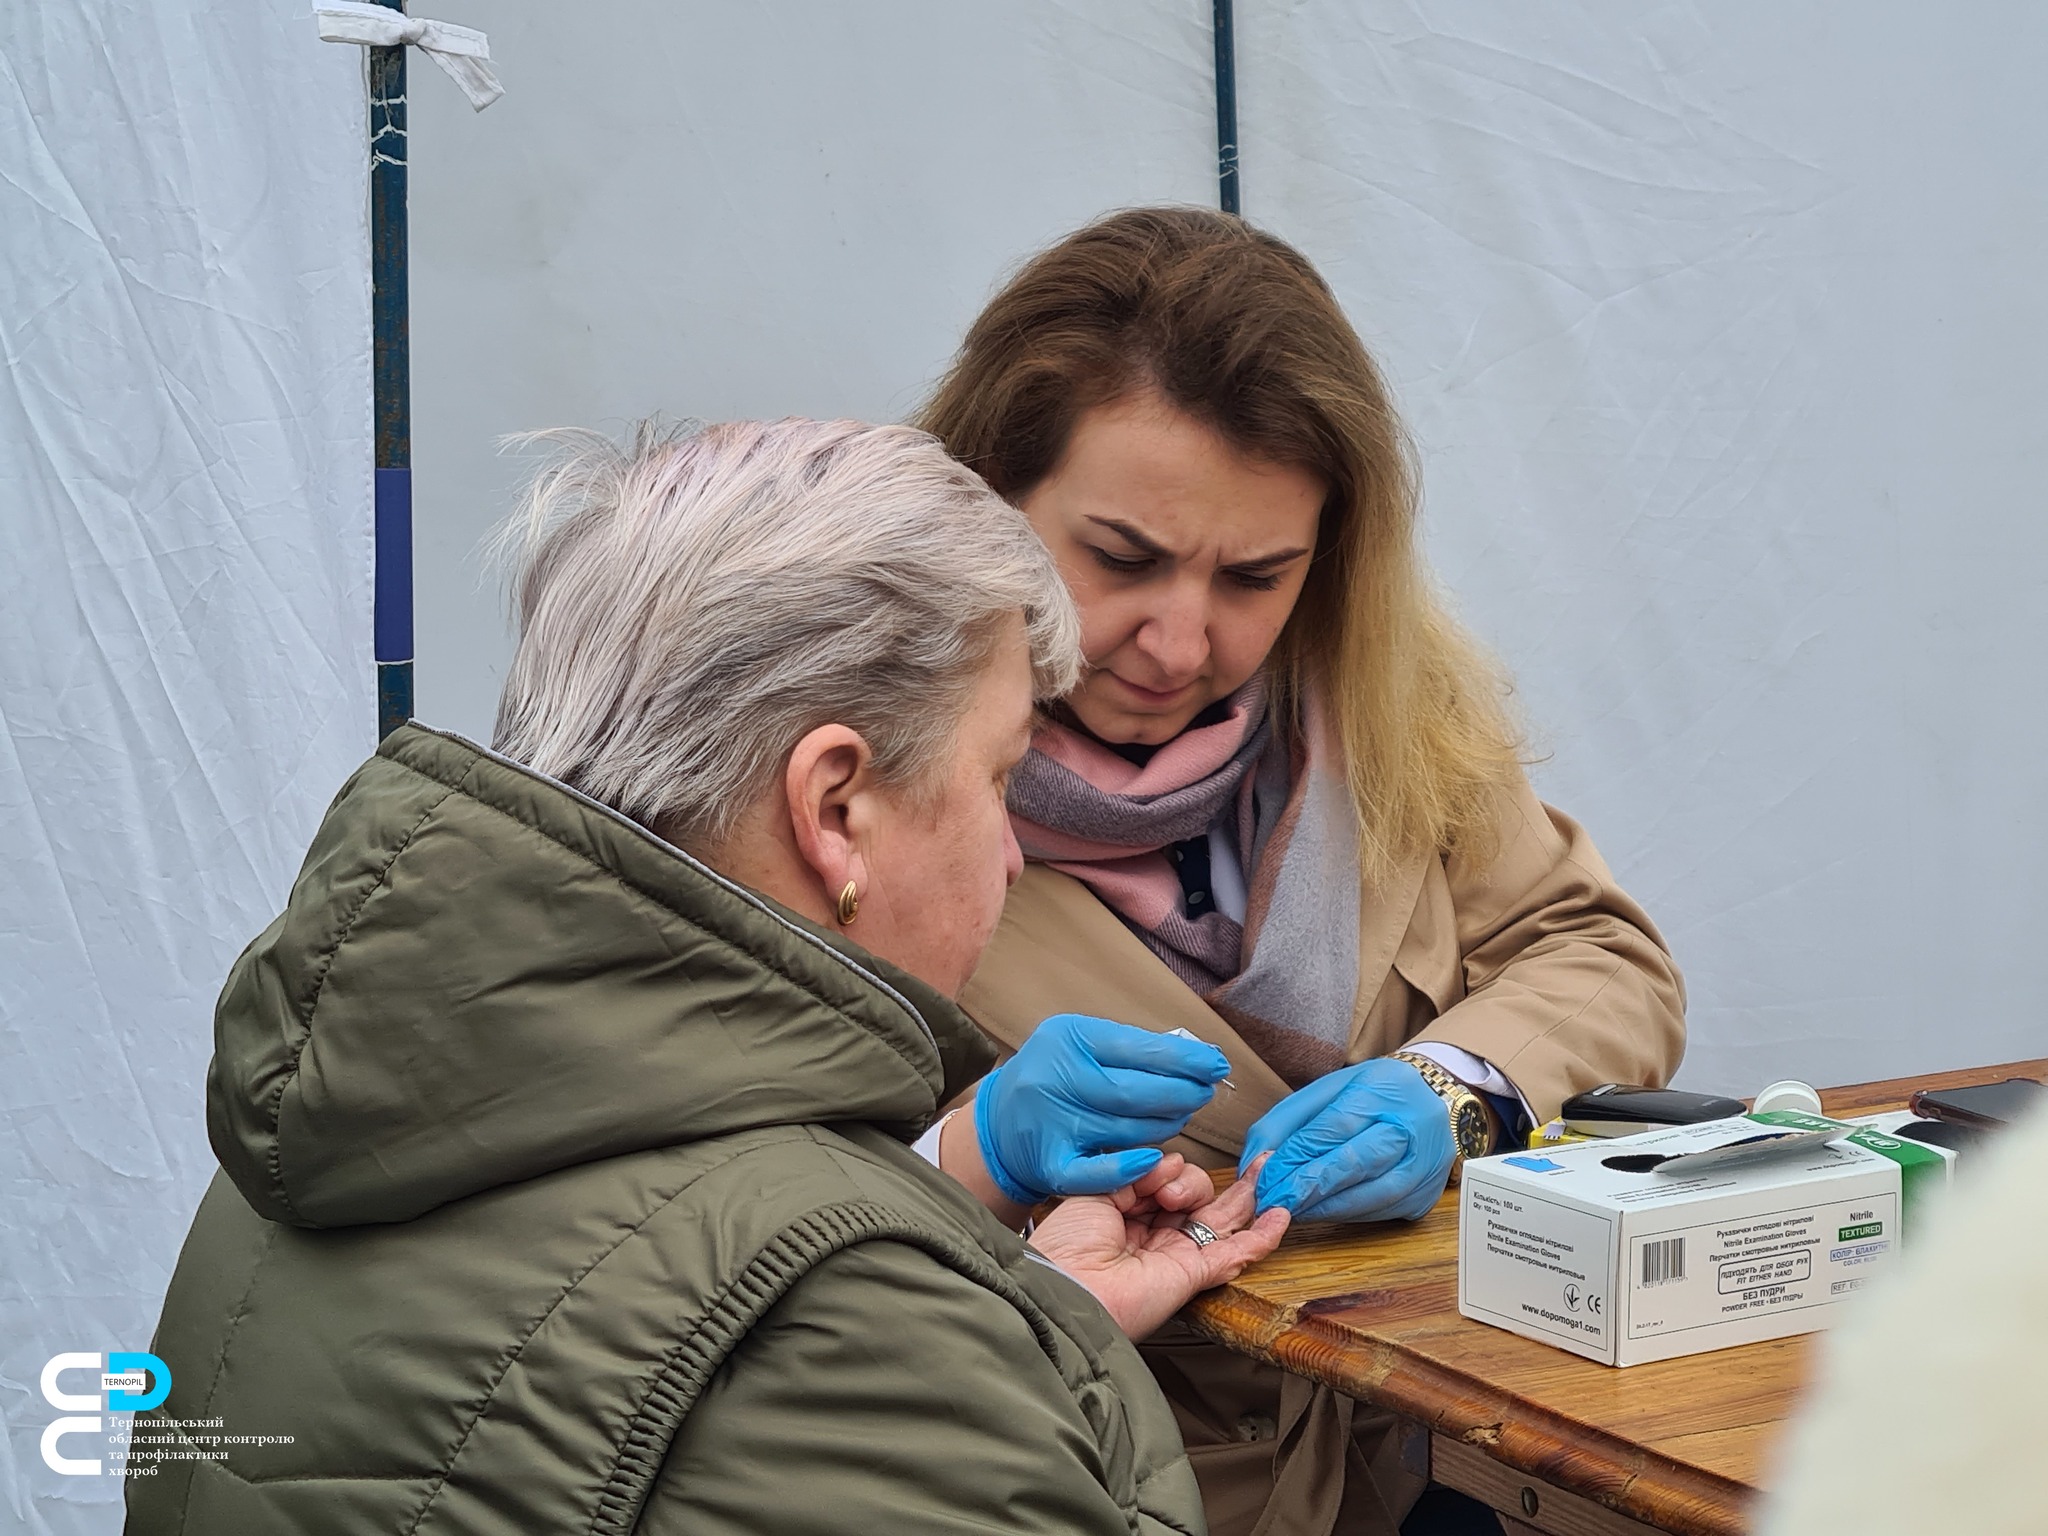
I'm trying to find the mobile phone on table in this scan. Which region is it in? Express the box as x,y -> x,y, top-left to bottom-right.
1906,1078 -> 2045,1131
1560,1085 -> 1749,1137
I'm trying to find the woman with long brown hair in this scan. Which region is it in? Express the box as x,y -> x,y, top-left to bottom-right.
918,208 -> 1686,1535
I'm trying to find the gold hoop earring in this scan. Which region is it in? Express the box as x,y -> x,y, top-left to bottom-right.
836,881 -> 860,926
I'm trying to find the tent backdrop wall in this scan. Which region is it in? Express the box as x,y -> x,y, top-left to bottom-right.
408,0 -> 2048,1100
1,5 -> 373,1531
5,3 -> 2046,1530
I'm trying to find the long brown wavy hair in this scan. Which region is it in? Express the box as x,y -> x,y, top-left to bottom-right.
916,206 -> 1523,881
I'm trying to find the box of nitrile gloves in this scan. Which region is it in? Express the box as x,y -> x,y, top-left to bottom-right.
1458,1113 -> 1950,1366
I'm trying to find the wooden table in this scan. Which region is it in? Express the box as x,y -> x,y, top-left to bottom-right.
1184,1059 -> 2047,1536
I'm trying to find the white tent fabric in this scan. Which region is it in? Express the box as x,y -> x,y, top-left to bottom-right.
0,5 -> 372,1531
1242,4 -> 2048,1093
7,4 -> 2047,1526
407,0 -> 2048,1102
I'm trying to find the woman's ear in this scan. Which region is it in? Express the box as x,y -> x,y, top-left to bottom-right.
782,724 -> 876,917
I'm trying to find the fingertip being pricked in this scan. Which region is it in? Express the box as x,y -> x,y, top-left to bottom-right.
1159,1163 -> 1216,1212
1131,1151 -> 1184,1200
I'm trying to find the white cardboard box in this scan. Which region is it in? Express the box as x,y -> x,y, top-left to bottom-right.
1457,1114 -> 1942,1366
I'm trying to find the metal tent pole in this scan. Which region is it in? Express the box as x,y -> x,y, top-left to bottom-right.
1213,0 -> 1240,215
370,6 -> 414,741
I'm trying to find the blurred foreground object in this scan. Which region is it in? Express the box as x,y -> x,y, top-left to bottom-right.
1758,1097 -> 2048,1533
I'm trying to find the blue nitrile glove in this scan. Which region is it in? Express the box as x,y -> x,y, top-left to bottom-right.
973,1013 -> 1232,1205
1241,1057 -> 1455,1223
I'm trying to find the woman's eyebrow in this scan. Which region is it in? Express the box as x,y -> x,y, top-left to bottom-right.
1226,546 -> 1313,570
1083,515 -> 1308,568
1084,516 -> 1176,558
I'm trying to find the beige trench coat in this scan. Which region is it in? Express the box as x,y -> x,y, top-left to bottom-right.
961,772 -> 1686,1536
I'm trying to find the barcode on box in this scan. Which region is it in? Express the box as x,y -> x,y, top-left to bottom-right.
1641,1237 -> 1686,1287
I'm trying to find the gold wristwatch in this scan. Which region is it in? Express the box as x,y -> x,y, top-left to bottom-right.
1391,1050 -> 1498,1172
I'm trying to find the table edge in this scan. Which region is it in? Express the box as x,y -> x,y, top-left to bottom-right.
1184,1291 -> 1753,1536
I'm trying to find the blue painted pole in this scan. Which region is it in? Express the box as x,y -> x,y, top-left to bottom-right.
1213,0 -> 1240,215
370,6 -> 414,741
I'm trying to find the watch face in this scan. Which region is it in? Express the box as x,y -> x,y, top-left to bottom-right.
1453,1099 -> 1491,1158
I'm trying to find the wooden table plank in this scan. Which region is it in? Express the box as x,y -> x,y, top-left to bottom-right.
1435,1434 -> 1661,1536
1639,1426 -> 1784,1485
1183,1058 -> 2048,1536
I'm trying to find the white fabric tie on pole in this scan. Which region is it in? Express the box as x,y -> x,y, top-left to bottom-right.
317,1 -> 504,110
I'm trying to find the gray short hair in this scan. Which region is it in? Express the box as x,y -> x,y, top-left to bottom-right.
490,418 -> 1081,849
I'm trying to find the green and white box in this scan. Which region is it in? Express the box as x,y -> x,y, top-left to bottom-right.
1458,1113 -> 1948,1366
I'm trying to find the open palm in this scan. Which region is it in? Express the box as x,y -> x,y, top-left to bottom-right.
1030,1153 -> 1289,1340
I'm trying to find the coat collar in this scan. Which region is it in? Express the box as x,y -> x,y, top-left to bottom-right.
210,724 -> 996,1228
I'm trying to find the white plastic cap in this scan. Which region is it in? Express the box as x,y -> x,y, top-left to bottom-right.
1754,1079 -> 1825,1117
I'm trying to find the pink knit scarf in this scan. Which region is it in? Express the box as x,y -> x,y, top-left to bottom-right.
1006,677 -> 1365,1086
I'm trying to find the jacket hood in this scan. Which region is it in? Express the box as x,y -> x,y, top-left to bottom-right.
208,725 -> 995,1228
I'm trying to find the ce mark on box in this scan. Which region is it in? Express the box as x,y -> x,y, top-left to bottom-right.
1561,1283 -> 1605,1317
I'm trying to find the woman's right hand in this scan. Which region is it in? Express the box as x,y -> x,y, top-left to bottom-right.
972,1013 -> 1232,1205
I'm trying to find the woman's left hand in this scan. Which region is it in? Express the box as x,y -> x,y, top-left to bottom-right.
1028,1154 -> 1290,1340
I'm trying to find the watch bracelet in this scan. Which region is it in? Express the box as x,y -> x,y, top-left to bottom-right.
1390,1049 -> 1499,1160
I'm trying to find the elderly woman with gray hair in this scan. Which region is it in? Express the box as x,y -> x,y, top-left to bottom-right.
128,419 -> 1286,1536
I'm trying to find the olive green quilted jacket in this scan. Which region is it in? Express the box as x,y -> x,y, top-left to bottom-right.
127,725 -> 1206,1536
